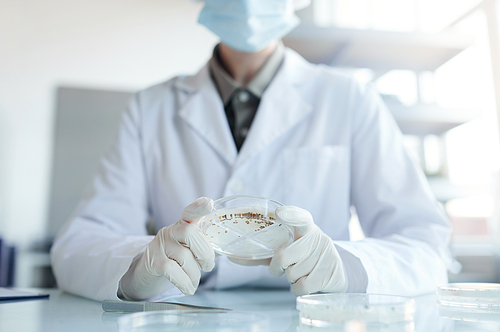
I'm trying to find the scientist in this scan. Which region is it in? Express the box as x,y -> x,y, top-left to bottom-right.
51,0 -> 452,301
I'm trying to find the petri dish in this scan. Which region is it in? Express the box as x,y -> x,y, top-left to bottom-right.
117,310 -> 269,332
200,195 -> 293,260
297,320 -> 415,332
438,302 -> 500,323
296,293 -> 416,327
437,283 -> 500,308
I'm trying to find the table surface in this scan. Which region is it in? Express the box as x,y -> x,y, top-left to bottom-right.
1,288 -> 499,332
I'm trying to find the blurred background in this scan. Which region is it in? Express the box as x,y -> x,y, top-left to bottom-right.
1,0 -> 499,288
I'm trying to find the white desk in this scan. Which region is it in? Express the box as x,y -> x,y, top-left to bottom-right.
1,288 -> 499,331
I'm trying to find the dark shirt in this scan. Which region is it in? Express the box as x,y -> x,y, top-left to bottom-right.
208,42 -> 285,151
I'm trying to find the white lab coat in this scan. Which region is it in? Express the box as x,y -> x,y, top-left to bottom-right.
51,48 -> 452,301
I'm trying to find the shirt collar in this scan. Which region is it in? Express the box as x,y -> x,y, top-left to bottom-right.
209,42 -> 285,106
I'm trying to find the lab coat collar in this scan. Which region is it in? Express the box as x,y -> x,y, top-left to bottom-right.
234,49 -> 313,170
175,48 -> 313,168
176,66 -> 238,165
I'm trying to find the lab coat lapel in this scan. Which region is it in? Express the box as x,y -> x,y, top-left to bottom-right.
235,50 -> 313,169
176,65 -> 237,166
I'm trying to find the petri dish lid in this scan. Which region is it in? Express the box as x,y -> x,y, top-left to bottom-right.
437,283 -> 500,307
200,195 -> 293,260
296,293 -> 415,327
117,310 -> 269,332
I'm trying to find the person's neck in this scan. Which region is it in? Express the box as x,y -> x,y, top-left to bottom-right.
219,41 -> 278,86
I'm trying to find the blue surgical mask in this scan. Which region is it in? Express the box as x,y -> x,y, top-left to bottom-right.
198,0 -> 300,53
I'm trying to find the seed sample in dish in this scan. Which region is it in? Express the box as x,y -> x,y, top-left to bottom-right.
200,195 -> 293,260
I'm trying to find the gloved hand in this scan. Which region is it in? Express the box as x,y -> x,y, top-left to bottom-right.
269,206 -> 348,296
119,197 -> 216,300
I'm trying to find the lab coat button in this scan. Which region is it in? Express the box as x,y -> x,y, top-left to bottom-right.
230,179 -> 244,193
238,91 -> 250,103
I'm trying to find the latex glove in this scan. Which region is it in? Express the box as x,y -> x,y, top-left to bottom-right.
269,206 -> 348,296
119,197 -> 215,300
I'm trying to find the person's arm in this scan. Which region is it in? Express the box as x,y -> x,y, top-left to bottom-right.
118,197 -> 215,300
269,79 -> 452,296
335,80 -> 452,295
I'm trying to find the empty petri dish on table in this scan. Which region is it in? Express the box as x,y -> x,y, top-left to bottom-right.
117,310 -> 269,332
200,195 -> 293,260
437,283 -> 500,307
296,293 -> 416,329
437,283 -> 500,323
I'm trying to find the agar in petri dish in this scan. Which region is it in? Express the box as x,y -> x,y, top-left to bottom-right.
200,195 -> 293,260
296,293 -> 415,328
437,283 -> 500,308
117,310 -> 269,332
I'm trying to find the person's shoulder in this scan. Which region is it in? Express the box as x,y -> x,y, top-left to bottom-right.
311,62 -> 358,88
124,77 -> 181,123
284,48 -> 358,87
134,76 -> 183,100
135,63 -> 210,101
